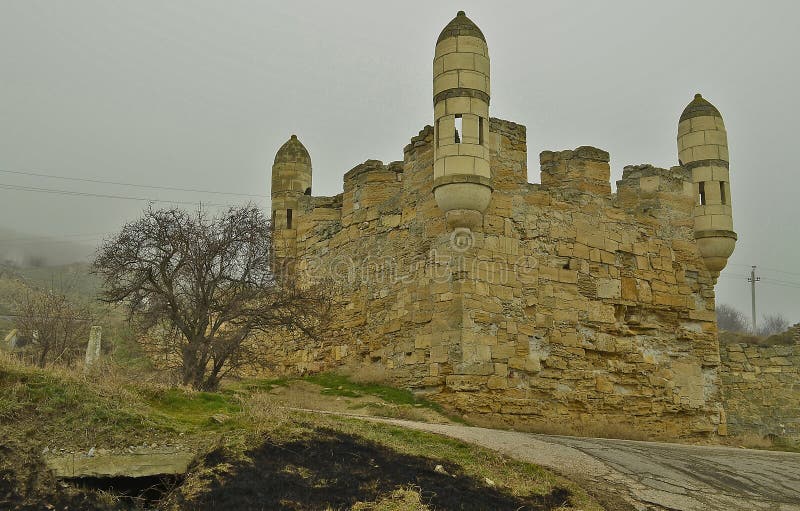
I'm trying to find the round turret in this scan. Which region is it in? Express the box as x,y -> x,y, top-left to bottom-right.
271,134 -> 311,269
432,11 -> 492,230
271,134 -> 312,231
677,94 -> 736,275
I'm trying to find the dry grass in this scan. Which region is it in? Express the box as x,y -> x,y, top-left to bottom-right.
350,487 -> 431,511
1,347 -> 171,390
722,432 -> 775,450
239,391 -> 293,436
355,402 -> 441,423
531,421 -> 654,442
719,330 -> 796,346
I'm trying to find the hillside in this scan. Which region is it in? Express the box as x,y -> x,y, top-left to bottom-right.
0,261 -> 103,341
0,354 -> 602,510
12,261 -> 101,301
719,329 -> 797,347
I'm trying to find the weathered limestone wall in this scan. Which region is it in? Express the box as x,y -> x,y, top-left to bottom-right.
720,333 -> 800,438
266,117 -> 728,437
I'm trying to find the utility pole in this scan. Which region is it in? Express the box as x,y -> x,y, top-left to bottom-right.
748,265 -> 760,333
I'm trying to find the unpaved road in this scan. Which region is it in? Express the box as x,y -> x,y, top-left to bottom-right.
345,415 -> 800,511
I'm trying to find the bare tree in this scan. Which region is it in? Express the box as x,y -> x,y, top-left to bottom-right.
758,313 -> 789,337
13,289 -> 92,367
93,205 -> 331,390
716,304 -> 748,333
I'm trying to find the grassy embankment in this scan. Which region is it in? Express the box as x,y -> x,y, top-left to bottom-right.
0,352 -> 600,510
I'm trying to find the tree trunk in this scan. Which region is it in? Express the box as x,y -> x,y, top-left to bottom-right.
38,346 -> 49,368
200,375 -> 219,392
181,336 -> 215,390
181,345 -> 200,387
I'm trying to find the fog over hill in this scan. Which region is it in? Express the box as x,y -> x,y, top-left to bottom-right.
0,225 -> 96,267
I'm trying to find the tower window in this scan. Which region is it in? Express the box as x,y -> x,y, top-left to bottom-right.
698,182 -> 706,206
720,182 -> 726,205
287,209 -> 293,229
454,115 -> 462,144
436,119 -> 440,148
479,117 -> 484,145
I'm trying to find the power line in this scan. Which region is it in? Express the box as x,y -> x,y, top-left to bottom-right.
729,262 -> 800,279
759,267 -> 800,279
0,182 -> 242,207
761,277 -> 800,289
720,271 -> 800,289
0,232 -> 111,243
0,236 -> 107,245
0,167 -> 267,199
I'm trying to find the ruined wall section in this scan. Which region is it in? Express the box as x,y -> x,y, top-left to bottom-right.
720,336 -> 800,438
264,118 -> 726,436
281,126 -> 466,382
442,143 -> 724,436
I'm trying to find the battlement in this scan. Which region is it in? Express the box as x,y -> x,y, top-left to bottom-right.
616,164 -> 695,225
540,146 -> 612,197
341,160 -> 403,219
343,159 -> 404,183
488,118 -> 527,191
403,125 -> 434,155
792,323 -> 800,345
307,194 -> 342,210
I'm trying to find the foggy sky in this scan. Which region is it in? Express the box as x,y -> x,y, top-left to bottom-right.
1,1 -> 798,323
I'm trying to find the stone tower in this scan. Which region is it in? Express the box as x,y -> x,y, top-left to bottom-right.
271,134 -> 312,261
677,94 -> 736,276
432,11 -> 492,230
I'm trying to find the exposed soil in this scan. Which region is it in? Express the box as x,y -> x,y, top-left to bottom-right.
174,428 -> 572,511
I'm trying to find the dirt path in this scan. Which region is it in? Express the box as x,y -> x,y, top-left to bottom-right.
300,411 -> 800,511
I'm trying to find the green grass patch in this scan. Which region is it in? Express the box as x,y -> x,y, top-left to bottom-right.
230,372 -> 468,424
232,376 -> 291,393
0,357 -> 248,447
145,387 -> 242,432
0,362 -> 164,448
304,373 -> 441,409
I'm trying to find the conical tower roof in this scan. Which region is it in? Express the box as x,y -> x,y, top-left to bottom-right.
680,93 -> 723,122
274,134 -> 311,165
437,11 -> 485,43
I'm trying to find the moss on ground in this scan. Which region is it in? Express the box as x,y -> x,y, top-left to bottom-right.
234,372 -> 468,424
305,373 -> 437,407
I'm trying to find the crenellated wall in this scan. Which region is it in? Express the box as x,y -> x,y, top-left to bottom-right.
260,117 -> 740,438
255,10 -> 800,440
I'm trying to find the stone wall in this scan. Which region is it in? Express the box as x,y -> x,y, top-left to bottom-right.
265,117 -> 730,437
720,334 -> 800,438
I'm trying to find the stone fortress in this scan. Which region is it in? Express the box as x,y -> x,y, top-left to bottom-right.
267,12 -> 799,437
